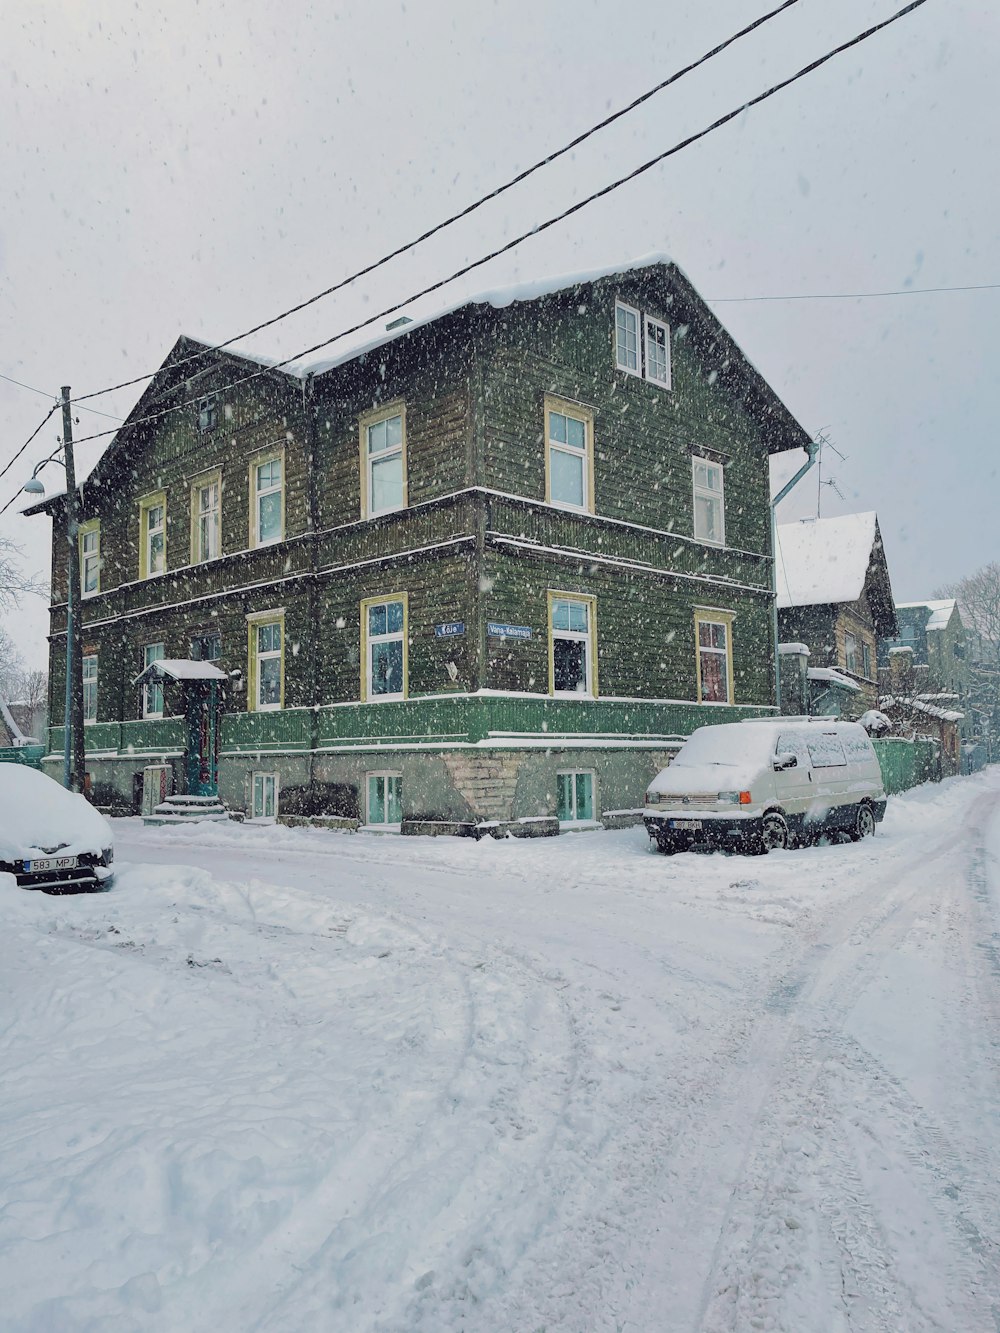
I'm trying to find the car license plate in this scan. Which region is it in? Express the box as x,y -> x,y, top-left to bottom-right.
26,855 -> 77,873
670,819 -> 702,831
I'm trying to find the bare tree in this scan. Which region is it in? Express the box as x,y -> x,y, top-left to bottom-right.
936,561 -> 1000,736
0,535 -> 44,613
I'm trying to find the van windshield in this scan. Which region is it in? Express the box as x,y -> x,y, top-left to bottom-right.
673,727 -> 772,769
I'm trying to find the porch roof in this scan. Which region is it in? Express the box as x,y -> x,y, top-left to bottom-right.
132,659 -> 229,687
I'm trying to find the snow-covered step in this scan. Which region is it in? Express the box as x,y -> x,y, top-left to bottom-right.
143,794 -> 231,826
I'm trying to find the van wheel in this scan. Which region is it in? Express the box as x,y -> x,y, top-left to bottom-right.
655,835 -> 678,855
761,812 -> 789,853
851,803 -> 876,841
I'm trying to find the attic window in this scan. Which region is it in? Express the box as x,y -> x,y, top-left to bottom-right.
197,396 -> 218,432
615,301 -> 671,389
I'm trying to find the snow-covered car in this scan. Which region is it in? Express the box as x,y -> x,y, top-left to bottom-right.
0,765 -> 114,893
644,718 -> 887,855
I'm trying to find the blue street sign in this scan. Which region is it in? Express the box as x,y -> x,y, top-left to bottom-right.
434,621 -> 465,638
487,621 -> 532,640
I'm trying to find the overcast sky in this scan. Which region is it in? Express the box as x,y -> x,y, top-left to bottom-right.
2,0 -> 997,670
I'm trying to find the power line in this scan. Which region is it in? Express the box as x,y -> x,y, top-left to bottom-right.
71,0 -> 804,406
0,370 -> 122,420
7,0 -> 930,496
711,281 -> 1000,303
0,405 -> 59,487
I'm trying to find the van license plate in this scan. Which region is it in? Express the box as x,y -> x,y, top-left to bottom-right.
26,856 -> 77,873
670,819 -> 702,831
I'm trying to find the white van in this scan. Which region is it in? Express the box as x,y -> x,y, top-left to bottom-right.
643,718 -> 887,855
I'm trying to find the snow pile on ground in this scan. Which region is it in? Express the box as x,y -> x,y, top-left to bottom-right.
1,770 -> 998,1331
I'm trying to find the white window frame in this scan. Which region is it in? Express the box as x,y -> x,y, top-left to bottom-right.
361,404 -> 407,518
548,592 -> 597,698
139,493 -> 167,580
644,315 -> 672,389
192,473 -> 221,564
556,769 -> 597,825
692,457 -> 726,547
615,301 -> 642,378
361,594 -> 408,702
366,770 -> 403,829
251,771 -> 279,821
544,395 -> 594,514
143,642 -> 165,719
251,454 -> 284,548
80,521 -> 100,597
197,395 -> 217,432
253,619 -> 283,712
82,654 -> 98,724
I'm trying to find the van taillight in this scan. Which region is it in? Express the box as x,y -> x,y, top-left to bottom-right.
739,791 -> 752,804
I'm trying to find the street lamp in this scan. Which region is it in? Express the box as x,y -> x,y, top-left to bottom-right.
22,387 -> 85,793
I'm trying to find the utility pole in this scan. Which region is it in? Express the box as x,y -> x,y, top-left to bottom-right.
61,387 -> 86,793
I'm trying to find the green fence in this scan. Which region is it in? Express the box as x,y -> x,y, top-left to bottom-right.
0,745 -> 46,770
872,738 -> 941,795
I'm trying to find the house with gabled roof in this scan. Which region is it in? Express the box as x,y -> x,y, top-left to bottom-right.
776,511 -> 898,717
25,254 -> 815,831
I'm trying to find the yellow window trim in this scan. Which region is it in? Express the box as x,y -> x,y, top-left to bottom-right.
190,466 -> 223,565
546,589 -> 599,698
694,607 -> 735,705
78,518 -> 101,596
543,393 -> 596,515
246,608 -> 285,712
359,591 -> 409,702
138,491 -> 167,581
248,447 -> 285,549
359,400 -> 408,519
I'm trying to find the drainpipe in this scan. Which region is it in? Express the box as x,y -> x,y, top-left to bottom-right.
771,438 -> 820,711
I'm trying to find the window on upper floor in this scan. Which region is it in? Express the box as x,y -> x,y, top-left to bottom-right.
192,472 -> 221,563
197,395 -> 217,432
615,300 -> 672,388
82,654 -> 98,723
549,593 -> 597,697
143,642 -> 165,718
139,493 -> 166,579
544,394 -> 594,513
361,404 -> 407,517
79,520 -> 101,597
248,613 -> 284,711
845,632 -> 859,674
861,641 -> 872,679
695,610 -> 733,704
362,595 -> 408,701
251,454 -> 283,547
190,632 -> 221,662
692,457 -> 725,546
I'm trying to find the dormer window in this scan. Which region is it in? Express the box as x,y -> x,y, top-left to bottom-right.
197,396 -> 218,432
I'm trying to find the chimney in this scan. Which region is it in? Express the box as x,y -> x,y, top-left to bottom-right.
778,642 -> 810,715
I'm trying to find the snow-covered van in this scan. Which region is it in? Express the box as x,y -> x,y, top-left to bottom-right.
643,718 -> 887,855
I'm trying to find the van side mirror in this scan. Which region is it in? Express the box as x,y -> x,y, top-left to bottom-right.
773,752 -> 797,771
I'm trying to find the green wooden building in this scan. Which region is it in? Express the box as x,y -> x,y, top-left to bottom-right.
28,256 -> 813,832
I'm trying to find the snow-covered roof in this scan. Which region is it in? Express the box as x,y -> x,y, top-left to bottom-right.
807,666 -> 862,693
882,695 -> 964,724
291,252 -> 675,379
132,659 -> 229,686
896,599 -> 956,632
776,513 -> 879,609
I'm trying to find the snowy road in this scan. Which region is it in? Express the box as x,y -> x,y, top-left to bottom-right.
2,772 -> 999,1332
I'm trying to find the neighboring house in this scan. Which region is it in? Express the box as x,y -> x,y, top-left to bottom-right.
879,599 -> 970,700
879,646 -> 964,777
0,699 -> 41,748
776,512 -> 898,717
26,254 -> 813,830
